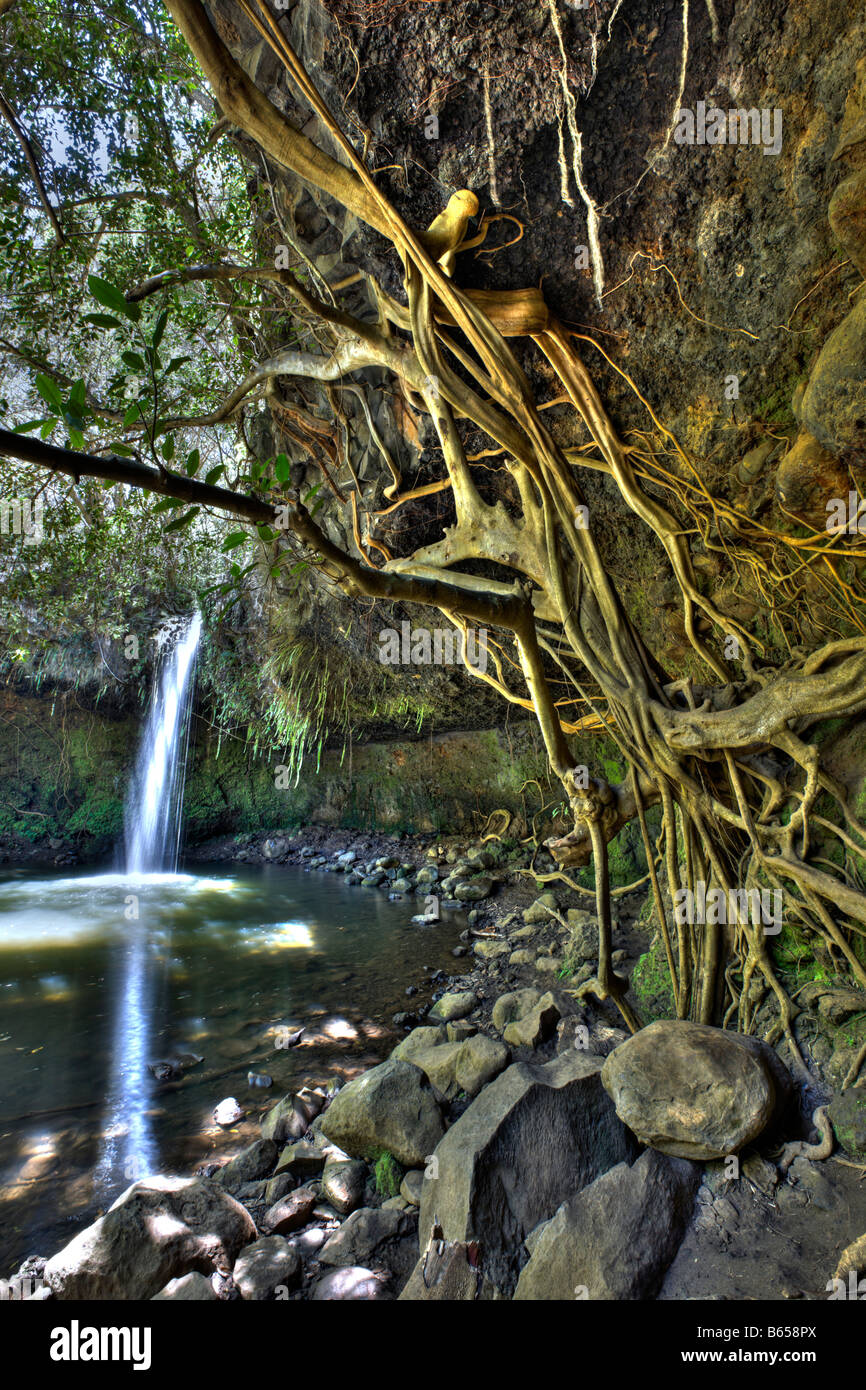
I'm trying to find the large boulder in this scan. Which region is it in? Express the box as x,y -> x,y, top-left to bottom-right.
418,1050 -> 637,1295
828,1087 -> 866,1161
513,1149 -> 700,1300
318,1207 -> 419,1293
601,1020 -> 791,1160
310,1266 -> 390,1300
491,989 -> 541,1032
43,1177 -> 256,1300
319,1059 -> 444,1167
152,1272 -> 217,1301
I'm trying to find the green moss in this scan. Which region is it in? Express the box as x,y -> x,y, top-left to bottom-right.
632,933 -> 676,1022
369,1150 -> 403,1198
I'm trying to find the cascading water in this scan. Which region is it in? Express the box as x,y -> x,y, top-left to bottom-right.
96,612 -> 202,1191
124,612 -> 202,875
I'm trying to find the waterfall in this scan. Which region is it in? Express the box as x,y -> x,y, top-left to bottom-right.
124,612 -> 202,874
96,613 -> 201,1192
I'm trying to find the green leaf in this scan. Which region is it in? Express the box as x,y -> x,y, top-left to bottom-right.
164,507 -> 199,532
69,379 -> 87,413
110,442 -> 136,457
166,355 -> 191,374
35,374 -> 64,414
123,402 -> 143,427
12,417 -> 54,434
256,524 -> 277,543
222,531 -> 247,551
87,274 -> 140,322
274,452 -> 291,484
161,435 -> 175,462
68,427 -> 85,450
121,350 -> 145,372
152,309 -> 168,349
185,448 -> 200,476
153,497 -> 184,513
204,465 -> 224,485
83,312 -> 123,329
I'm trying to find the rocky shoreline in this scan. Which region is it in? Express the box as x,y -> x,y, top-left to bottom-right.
6,825 -> 866,1301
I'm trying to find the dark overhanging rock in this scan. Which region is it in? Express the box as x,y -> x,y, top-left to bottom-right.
418,1050 -> 639,1296
513,1149 -> 700,1301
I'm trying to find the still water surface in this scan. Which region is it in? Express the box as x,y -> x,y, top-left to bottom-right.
0,862 -> 464,1273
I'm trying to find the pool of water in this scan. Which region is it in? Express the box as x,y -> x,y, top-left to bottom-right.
0,862 -> 466,1274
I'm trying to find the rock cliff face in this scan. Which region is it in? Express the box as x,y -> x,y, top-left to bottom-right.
210,0 -> 865,668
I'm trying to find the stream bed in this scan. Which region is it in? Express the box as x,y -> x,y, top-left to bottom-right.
0,862 -> 466,1274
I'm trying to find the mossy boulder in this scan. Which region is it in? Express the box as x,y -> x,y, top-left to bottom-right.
828,1087 -> 866,1161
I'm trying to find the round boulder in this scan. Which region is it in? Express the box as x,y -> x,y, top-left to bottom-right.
601,1020 -> 791,1160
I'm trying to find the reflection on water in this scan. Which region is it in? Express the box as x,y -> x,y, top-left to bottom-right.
0,863 -> 465,1273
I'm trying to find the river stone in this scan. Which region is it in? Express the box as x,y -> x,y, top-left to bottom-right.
392,1025 -> 446,1058
320,1156 -> 368,1214
274,1140 -> 326,1178
400,1170 -> 425,1206
43,1176 -> 256,1301
473,940 -> 510,960
801,295 -> 866,456
310,1267 -> 390,1300
428,990 -> 476,1022
509,949 -> 534,966
535,956 -> 562,974
232,1235 -> 301,1299
260,1185 -> 318,1235
319,1058 -> 444,1167
419,1050 -> 637,1295
524,893 -> 558,923
446,1019 -> 477,1041
601,1020 -> 788,1159
261,1089 -> 323,1145
492,989 -> 541,1031
454,877 -> 493,902
503,992 -> 560,1048
513,1149 -> 700,1300
213,1138 -> 277,1193
319,1207 -> 419,1293
152,1272 -> 217,1301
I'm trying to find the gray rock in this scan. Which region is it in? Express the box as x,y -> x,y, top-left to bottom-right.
213,1138 -> 277,1194
473,939 -> 510,960
260,1185 -> 318,1235
273,1140 -> 326,1179
43,1176 -> 256,1301
524,893 -> 558,923
428,990 -> 476,1022
419,1051 -> 637,1295
514,1150 -> 699,1300
319,1058 -> 444,1168
503,991 -> 560,1048
319,1207 -> 419,1292
310,1266 -> 390,1300
320,1156 -> 368,1215
152,1272 -> 217,1301
491,989 -> 541,1031
393,1031 -> 509,1100
400,1170 -> 425,1206
455,877 -> 493,902
601,1020 -> 791,1160
232,1235 -> 301,1300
